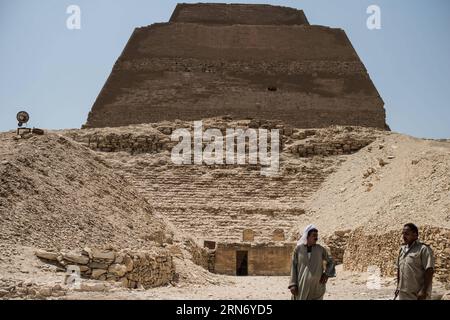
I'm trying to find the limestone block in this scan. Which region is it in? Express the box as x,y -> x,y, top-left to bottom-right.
62,252 -> 90,265
272,229 -> 285,241
243,229 -> 255,242
108,264 -> 128,277
91,249 -> 115,263
91,269 -> 108,279
123,255 -> 134,272
35,250 -> 59,262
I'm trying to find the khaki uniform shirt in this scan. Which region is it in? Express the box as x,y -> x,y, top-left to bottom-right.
398,240 -> 434,296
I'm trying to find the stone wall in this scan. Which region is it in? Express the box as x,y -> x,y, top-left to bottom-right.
66,118 -> 288,155
288,127 -> 381,158
84,4 -> 387,130
71,121 -> 381,159
184,239 -> 215,273
322,230 -> 351,265
35,247 -> 175,289
73,131 -> 171,154
342,226 -> 450,283
214,243 -> 295,276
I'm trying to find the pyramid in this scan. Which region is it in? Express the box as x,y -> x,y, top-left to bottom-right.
85,3 -> 387,130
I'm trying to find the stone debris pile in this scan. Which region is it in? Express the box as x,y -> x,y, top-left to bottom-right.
35,247 -> 176,289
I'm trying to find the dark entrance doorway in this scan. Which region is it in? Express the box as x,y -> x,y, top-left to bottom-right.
236,251 -> 248,276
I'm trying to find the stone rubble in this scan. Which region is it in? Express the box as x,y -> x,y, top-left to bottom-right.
34,247 -> 176,289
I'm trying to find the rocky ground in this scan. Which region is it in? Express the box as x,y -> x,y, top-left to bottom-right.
2,264 -> 448,300
63,264 -> 403,300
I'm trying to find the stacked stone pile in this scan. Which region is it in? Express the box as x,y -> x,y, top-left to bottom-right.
64,118 -> 291,155
0,278 -> 66,300
288,126 -> 384,158
35,247 -> 175,289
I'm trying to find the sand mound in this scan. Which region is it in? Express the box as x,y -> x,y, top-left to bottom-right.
0,132 -> 173,252
300,133 -> 450,235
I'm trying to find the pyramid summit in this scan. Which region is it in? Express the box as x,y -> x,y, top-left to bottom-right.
85,3 -> 387,130
169,3 -> 310,25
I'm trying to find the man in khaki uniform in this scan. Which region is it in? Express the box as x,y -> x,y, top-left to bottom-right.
396,223 -> 435,300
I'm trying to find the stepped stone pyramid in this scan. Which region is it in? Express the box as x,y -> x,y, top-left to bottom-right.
84,3 -> 387,130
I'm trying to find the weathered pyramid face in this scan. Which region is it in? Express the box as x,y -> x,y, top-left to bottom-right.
85,3 -> 387,130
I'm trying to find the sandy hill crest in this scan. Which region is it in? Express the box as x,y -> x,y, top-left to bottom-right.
0,131 -> 173,252
292,133 -> 450,236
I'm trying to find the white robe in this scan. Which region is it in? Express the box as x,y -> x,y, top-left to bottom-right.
289,244 -> 336,300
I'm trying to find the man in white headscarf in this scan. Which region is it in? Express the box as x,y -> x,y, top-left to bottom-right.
288,224 -> 336,300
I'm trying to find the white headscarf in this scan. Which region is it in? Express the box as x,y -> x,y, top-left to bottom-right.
297,224 -> 318,246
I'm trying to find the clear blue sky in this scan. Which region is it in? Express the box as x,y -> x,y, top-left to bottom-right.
1,0 -> 449,138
